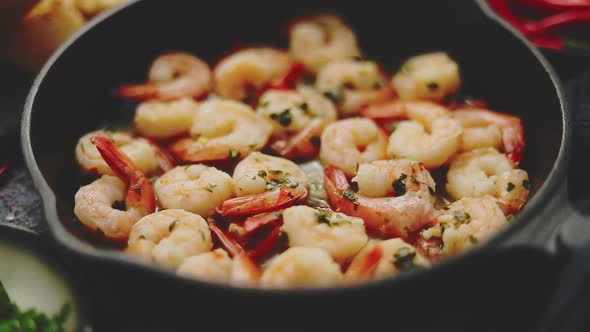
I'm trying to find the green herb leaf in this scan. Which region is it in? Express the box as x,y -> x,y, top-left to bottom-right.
229,148 -> 241,161
299,102 -> 309,113
258,100 -> 269,108
202,184 -> 217,193
257,170 -> 267,177
452,210 -> 471,224
270,108 -> 293,127
315,210 -> 333,224
343,187 -> 357,201
392,173 -> 407,197
393,247 -> 422,272
506,182 -> 515,192
169,219 -> 181,232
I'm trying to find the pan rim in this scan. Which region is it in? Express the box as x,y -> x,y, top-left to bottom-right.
20,0 -> 572,296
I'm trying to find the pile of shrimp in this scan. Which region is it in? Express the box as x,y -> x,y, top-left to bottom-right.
73,13 -> 530,289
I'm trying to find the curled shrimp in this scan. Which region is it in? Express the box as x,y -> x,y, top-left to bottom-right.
134,98 -> 199,139
452,107 -> 525,165
289,14 -> 361,72
260,247 -> 344,289
154,165 -> 235,218
256,86 -> 337,158
74,135 -> 155,240
319,118 -> 388,176
420,196 -> 507,256
324,165 -> 436,238
213,47 -> 292,102
126,209 -> 213,268
391,52 -> 461,102
115,52 -> 212,100
219,152 -> 308,217
351,159 -> 436,202
384,101 -> 463,169
281,205 -> 368,264
315,59 -> 394,116
75,130 -> 159,176
446,148 -> 530,215
169,99 -> 273,163
205,221 -> 261,287
345,239 -> 429,283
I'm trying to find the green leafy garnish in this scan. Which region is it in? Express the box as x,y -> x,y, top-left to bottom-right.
342,187 -> 357,201
257,170 -> 268,178
202,184 -> 217,193
392,173 -> 407,197
452,211 -> 471,224
258,100 -> 269,108
229,149 -> 241,161
169,219 -> 181,232
0,281 -> 70,332
393,247 -> 422,272
506,182 -> 515,192
315,210 -> 333,224
270,109 -> 293,127
299,102 -> 309,113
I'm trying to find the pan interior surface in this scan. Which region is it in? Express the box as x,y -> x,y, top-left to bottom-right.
24,0 -> 565,284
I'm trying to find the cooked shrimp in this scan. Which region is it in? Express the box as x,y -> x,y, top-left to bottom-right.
386,101 -> 462,169
260,247 -> 344,289
324,165 -> 436,238
289,14 -> 361,72
154,165 -> 235,218
258,86 -> 336,158
115,52 -> 212,100
206,221 -> 260,286
169,99 -> 273,163
134,98 -> 199,139
391,52 -> 460,102
76,130 -> 159,175
281,205 -> 368,264
446,148 -> 530,215
177,249 -> 233,284
213,47 -> 292,102
351,159 -> 436,201
315,59 -> 394,116
126,209 -> 213,268
257,86 -> 337,137
452,108 -> 525,165
420,196 -> 507,255
320,118 -> 388,176
219,152 -> 308,216
345,239 -> 429,283
74,135 -> 155,240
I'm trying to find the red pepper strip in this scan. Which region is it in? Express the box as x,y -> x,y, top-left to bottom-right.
523,10 -> 590,34
275,185 -> 291,206
247,225 -> 282,260
207,220 -> 246,258
267,62 -> 307,90
487,0 -> 590,50
346,246 -> 384,279
0,160 -> 14,178
243,212 -> 282,235
514,0 -> 590,14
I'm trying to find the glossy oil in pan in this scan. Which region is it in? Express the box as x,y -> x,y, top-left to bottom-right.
21,0 -> 570,330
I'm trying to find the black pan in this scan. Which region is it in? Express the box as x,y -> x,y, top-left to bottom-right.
21,0 -> 571,330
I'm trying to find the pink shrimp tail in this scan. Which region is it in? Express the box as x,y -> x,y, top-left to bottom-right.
90,135 -> 156,215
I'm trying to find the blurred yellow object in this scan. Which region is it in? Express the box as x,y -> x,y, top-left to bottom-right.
75,0 -> 129,18
0,0 -> 130,72
12,0 -> 85,72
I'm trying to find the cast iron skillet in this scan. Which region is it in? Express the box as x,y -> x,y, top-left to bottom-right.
21,0 -> 570,330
